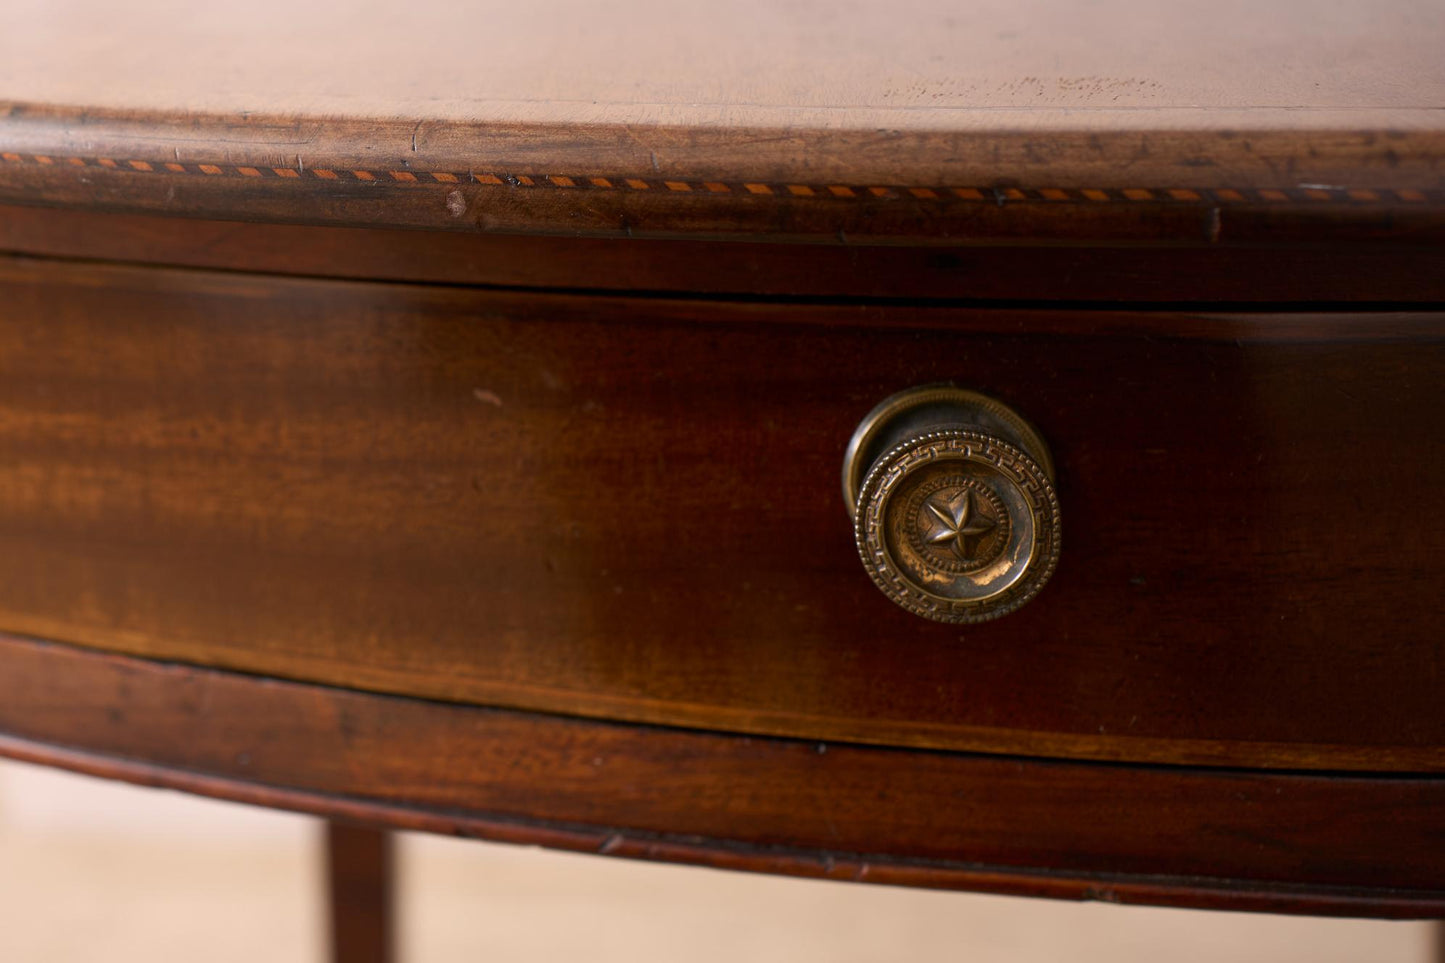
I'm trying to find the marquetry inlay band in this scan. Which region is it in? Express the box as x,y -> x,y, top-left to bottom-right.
3,151 -> 1441,206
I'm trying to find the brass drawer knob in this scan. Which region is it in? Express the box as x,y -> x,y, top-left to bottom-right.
843,387 -> 1061,624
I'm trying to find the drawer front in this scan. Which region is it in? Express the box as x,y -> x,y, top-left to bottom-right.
1,255 -> 1442,771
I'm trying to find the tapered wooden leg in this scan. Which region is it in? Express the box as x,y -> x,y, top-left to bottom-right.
326,822 -> 395,963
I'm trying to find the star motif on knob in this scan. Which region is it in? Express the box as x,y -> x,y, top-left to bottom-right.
923,489 -> 997,560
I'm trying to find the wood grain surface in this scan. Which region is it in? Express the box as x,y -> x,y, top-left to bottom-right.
5,3 -> 1442,919
1,633 -> 1443,919
4,205 -> 1445,303
1,0 -> 1441,240
2,112 -> 1440,241
1,253 -> 1442,772
326,824 -> 394,963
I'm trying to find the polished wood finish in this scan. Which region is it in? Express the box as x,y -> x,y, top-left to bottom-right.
3,0 -> 1444,922
1,633 -> 1442,919
1,253 -> 1442,772
326,824 -> 394,963
2,113 -> 1440,243
4,205 -> 1445,305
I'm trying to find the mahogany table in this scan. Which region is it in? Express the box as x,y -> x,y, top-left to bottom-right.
1,0 -> 1443,958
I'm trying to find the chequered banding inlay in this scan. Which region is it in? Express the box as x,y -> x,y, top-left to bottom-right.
2,151 -> 1442,205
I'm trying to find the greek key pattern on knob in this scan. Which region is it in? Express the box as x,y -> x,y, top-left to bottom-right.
852,421 -> 1061,625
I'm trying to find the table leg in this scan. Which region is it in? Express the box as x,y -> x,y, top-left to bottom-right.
326,822 -> 394,963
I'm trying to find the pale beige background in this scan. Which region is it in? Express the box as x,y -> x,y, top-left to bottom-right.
0,759 -> 1431,962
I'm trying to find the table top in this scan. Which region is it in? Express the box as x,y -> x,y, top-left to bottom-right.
4,0 -> 1442,130
2,0 -> 1442,242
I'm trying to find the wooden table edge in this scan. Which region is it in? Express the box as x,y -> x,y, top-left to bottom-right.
1,632 -> 1443,918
